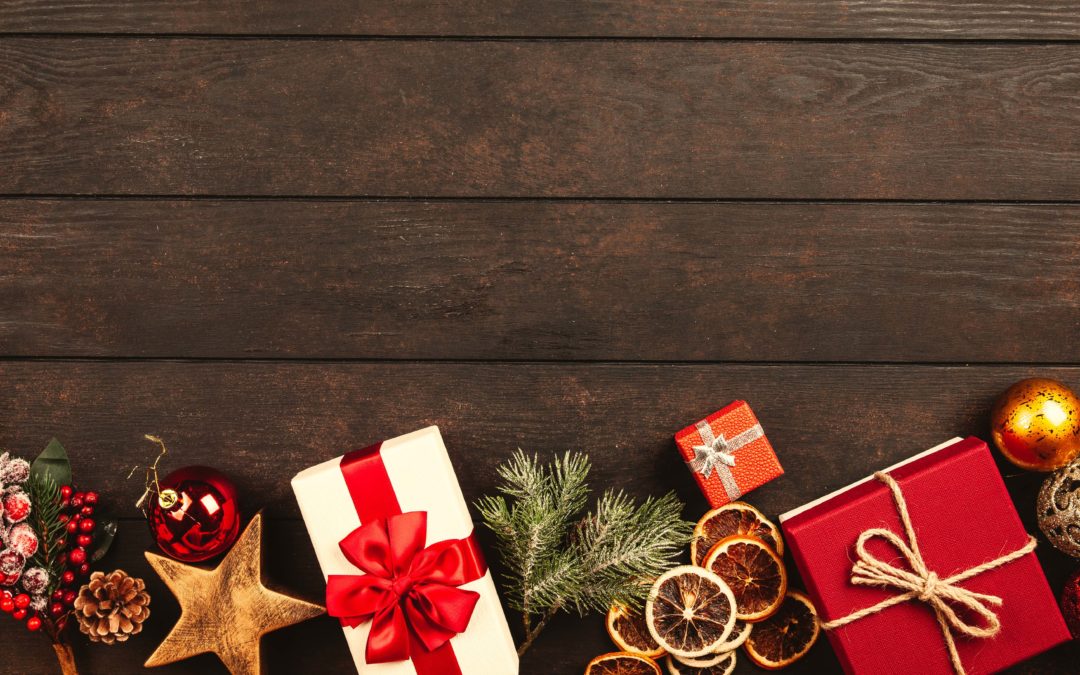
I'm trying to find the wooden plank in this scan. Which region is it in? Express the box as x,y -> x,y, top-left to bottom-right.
3,200 -> 1080,362
2,361 -> 1072,521
2,40 -> 1080,199
0,361 -> 1078,673
3,1 -> 1080,39
0,520 -> 1074,675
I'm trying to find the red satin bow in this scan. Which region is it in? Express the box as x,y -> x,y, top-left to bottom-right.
326,511 -> 484,664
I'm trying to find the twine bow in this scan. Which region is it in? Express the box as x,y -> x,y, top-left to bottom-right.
822,472 -> 1037,675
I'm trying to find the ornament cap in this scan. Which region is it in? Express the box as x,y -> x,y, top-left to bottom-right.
157,489 -> 178,510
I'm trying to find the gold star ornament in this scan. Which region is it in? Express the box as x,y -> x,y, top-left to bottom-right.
145,512 -> 325,674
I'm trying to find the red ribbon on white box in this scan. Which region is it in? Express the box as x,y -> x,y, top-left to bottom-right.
325,443 -> 486,675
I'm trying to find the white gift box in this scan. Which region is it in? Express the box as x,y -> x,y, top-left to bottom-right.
292,426 -> 519,675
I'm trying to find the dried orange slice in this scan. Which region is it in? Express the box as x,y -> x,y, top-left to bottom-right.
607,602 -> 666,658
703,536 -> 787,622
742,590 -> 819,669
691,502 -> 783,566
645,566 -> 736,658
672,649 -> 729,668
586,651 -> 662,675
665,651 -> 736,675
713,619 -> 751,652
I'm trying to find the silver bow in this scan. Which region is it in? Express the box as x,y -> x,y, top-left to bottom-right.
685,422 -> 764,501
688,436 -> 737,478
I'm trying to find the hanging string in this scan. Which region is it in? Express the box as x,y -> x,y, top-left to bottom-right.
130,434 -> 178,511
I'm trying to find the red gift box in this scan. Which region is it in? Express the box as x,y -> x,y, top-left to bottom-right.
780,437 -> 1070,675
674,401 -> 783,507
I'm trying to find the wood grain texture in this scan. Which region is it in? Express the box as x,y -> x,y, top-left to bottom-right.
0,361 -> 1078,673
4,200 -> 1080,362
144,513 -> 324,674
2,40 -> 1080,199
3,1 -> 1080,39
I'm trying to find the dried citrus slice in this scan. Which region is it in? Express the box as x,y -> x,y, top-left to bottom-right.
713,619 -> 751,652
742,590 -> 819,669
586,651 -> 662,675
672,649 -> 729,668
703,536 -> 787,622
645,566 -> 736,658
607,602 -> 666,658
691,502 -> 783,566
665,651 -> 736,675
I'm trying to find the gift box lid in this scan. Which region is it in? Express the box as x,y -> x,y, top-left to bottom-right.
779,437 -> 1070,675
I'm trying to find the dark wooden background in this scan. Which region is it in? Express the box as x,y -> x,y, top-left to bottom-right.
2,2 -> 1080,673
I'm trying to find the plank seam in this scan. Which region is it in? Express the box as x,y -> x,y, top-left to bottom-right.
3,33 -> 1080,44
3,195 -> 1080,206
1,357 -> 1079,367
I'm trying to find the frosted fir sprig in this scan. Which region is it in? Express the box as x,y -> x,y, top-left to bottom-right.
475,451 -> 692,657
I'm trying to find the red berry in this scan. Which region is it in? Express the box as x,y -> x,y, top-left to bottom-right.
69,496 -> 83,509
0,598 -> 13,613
60,485 -> 73,500
56,537 -> 67,549
62,590 -> 76,605
2,590 -> 11,599
60,571 -> 75,585
77,563 -> 89,577
66,520 -> 79,534
78,518 -> 95,533
80,506 -> 94,517
12,608 -> 26,621
49,602 -> 64,617
2,491 -> 31,523
51,589 -> 63,601
76,535 -> 92,548
58,513 -> 70,524
13,594 -> 30,609
84,492 -> 99,505
68,548 -> 86,566
6,523 -> 38,558
26,615 -> 40,631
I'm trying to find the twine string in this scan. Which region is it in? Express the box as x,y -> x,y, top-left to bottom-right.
821,471 -> 1037,675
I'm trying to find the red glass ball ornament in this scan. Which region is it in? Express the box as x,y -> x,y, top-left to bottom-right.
148,465 -> 240,562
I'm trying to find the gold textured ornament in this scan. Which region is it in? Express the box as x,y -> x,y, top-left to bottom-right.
1037,459 -> 1080,558
990,378 -> 1080,471
145,512 -> 324,674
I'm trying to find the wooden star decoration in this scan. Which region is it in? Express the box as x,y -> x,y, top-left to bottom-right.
145,511 -> 325,674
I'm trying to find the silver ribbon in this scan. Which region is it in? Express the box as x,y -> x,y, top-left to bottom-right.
688,422 -> 764,501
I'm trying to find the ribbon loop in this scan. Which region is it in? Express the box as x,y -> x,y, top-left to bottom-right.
687,422 -> 764,484
822,471 -> 1037,675
327,511 -> 485,664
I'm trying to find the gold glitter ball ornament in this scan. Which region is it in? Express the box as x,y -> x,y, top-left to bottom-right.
990,378 -> 1080,471
1037,459 -> 1080,558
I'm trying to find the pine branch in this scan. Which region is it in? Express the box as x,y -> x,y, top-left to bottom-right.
476,451 -> 692,657
26,472 -> 65,598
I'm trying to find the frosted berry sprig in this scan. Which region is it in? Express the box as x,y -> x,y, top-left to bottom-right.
0,440 -> 118,675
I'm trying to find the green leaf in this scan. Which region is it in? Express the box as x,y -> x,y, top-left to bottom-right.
90,515 -> 118,563
31,438 -> 72,487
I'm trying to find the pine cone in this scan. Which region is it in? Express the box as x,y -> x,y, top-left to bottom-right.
74,569 -> 151,644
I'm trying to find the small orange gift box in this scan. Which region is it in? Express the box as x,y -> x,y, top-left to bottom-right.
674,401 -> 783,507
